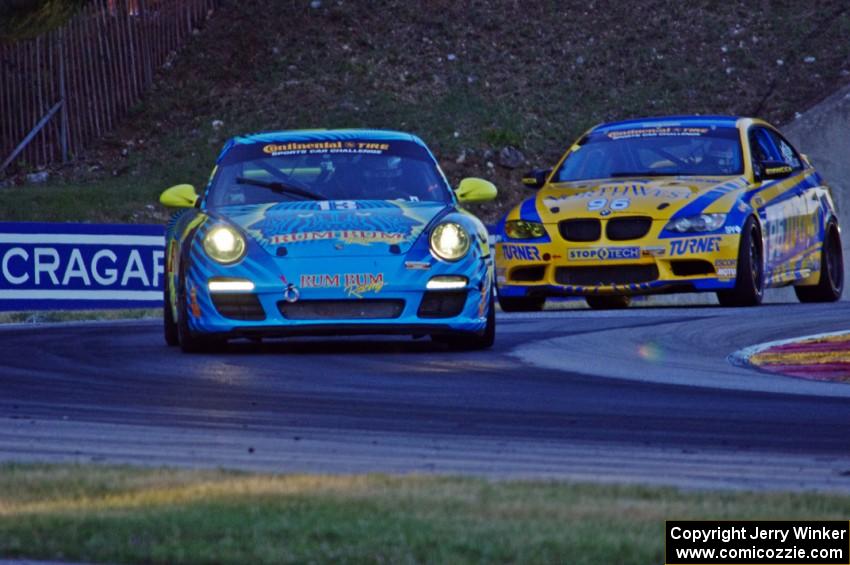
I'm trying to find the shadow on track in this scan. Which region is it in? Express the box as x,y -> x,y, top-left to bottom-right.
207,336 -> 469,357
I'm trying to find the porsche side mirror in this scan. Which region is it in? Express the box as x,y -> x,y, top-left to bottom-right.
760,160 -> 793,180
160,184 -> 199,208
455,177 -> 498,203
521,168 -> 551,190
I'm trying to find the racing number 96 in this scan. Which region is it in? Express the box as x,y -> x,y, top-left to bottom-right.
588,198 -> 630,211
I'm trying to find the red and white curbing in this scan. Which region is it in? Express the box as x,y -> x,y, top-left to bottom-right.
732,330 -> 850,382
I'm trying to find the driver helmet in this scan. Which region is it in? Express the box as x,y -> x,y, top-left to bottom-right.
359,155 -> 404,197
702,140 -> 736,173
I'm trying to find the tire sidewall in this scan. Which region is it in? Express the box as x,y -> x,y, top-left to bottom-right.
740,216 -> 764,303
586,295 -> 630,309
497,293 -> 544,312
163,282 -> 179,346
483,288 -> 496,342
176,276 -> 191,345
439,286 -> 495,349
176,273 -> 204,351
824,222 -> 843,296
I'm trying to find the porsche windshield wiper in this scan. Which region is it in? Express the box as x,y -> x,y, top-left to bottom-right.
235,176 -> 326,201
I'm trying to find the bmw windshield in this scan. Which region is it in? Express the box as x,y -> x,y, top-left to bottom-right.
554,125 -> 743,182
206,139 -> 453,208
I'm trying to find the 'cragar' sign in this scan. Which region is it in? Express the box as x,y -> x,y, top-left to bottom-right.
0,223 -> 165,310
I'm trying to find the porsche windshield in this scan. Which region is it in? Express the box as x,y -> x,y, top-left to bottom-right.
554,125 -> 744,182
207,139 -> 453,207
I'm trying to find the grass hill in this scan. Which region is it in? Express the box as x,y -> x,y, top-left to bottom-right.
2,0 -> 849,224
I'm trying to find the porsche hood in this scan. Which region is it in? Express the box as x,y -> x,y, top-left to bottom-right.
216,200 -> 448,257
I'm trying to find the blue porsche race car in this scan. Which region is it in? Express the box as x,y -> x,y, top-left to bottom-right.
160,130 -> 498,352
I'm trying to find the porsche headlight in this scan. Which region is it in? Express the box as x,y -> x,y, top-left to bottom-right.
505,220 -> 546,239
203,225 -> 246,264
430,222 -> 470,261
665,214 -> 726,233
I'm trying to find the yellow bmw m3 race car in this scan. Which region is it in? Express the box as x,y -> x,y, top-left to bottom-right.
494,116 -> 844,310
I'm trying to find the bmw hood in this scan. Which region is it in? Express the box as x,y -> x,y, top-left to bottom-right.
215,200 -> 448,257
536,176 -> 747,221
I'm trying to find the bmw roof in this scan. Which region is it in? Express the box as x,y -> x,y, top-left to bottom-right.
593,115 -> 741,133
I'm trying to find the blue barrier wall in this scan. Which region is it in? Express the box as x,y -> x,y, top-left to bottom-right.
0,222 -> 508,311
0,223 -> 165,310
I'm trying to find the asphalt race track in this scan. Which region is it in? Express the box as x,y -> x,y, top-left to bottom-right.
2,302 -> 850,492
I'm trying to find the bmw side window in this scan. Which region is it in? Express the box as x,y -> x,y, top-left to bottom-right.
748,131 -> 764,164
766,130 -> 803,170
749,127 -> 785,181
750,128 -> 778,163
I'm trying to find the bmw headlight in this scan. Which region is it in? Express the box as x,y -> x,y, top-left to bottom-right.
505,220 -> 546,239
203,225 -> 246,264
665,214 -> 726,233
430,222 -> 471,261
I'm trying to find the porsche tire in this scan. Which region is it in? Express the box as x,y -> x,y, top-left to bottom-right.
794,221 -> 843,303
585,295 -> 631,309
717,216 -> 764,307
177,277 -> 223,354
163,285 -> 179,347
434,291 -> 496,350
497,294 -> 545,312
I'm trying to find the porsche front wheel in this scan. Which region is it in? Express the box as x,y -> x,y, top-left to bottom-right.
433,291 -> 496,350
177,277 -> 223,353
163,283 -> 178,347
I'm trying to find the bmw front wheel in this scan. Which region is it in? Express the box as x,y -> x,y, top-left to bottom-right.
585,295 -> 631,309
795,220 -> 843,303
717,216 -> 764,307
497,294 -> 545,312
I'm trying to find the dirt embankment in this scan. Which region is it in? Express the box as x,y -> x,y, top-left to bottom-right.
784,84 -> 850,301
7,1 -> 850,225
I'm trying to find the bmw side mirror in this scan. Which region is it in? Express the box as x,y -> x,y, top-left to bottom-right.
521,168 -> 551,190
760,160 -> 793,180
